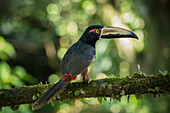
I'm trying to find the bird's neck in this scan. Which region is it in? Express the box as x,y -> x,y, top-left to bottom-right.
78,40 -> 96,48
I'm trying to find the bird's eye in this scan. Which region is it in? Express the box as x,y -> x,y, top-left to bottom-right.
95,29 -> 99,34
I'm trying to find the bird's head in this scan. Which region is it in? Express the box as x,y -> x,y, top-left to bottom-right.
79,25 -> 138,47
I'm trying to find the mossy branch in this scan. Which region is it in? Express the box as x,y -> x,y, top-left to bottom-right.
0,73 -> 169,109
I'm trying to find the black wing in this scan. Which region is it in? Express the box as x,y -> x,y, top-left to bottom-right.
60,42 -> 95,78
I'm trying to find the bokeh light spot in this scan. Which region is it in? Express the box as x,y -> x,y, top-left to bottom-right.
121,12 -> 134,23
138,106 -> 150,113
56,25 -> 67,36
101,57 -> 112,71
96,40 -> 109,54
60,0 -> 70,7
120,1 -> 132,12
67,21 -> 78,36
1,22 -> 13,34
117,39 -> 135,61
82,0 -> 96,15
44,40 -> 56,59
48,74 -> 59,83
72,0 -> 81,3
47,3 -> 61,14
119,61 -> 129,77
47,14 -> 60,22
126,104 -> 136,113
59,103 -> 71,113
134,18 -> 145,29
24,0 -> 34,5
96,73 -> 107,79
59,36 -> 70,47
110,103 -> 121,113
57,48 -> 67,60
163,48 -> 169,58
134,30 -> 144,52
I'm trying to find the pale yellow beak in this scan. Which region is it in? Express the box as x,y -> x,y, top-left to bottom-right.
100,27 -> 138,39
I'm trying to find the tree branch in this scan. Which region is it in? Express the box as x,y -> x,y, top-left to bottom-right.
0,73 -> 169,109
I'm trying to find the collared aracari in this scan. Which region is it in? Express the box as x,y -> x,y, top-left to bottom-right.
32,25 -> 138,110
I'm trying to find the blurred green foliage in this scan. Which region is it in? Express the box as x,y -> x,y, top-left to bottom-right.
0,36 -> 16,60
0,36 -> 38,88
0,36 -> 38,113
0,0 -> 169,113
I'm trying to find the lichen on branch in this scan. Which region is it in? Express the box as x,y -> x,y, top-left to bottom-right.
0,73 -> 169,110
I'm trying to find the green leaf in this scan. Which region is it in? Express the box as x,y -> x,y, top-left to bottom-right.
70,99 -> 75,105
115,95 -> 121,102
32,95 -> 37,100
148,93 -> 155,97
158,70 -> 168,75
51,101 -> 55,107
111,94 -> 115,98
57,94 -> 61,99
68,91 -> 72,95
97,97 -> 102,104
147,88 -> 155,92
120,90 -> 125,95
80,98 -> 85,105
40,82 -> 43,85
163,71 -> 168,75
134,93 -> 142,100
59,100 -> 64,104
0,36 -> 16,60
127,76 -> 132,79
155,87 -> 160,92
37,93 -> 40,97
74,90 -> 81,96
11,105 -> 19,111
53,97 -> 56,100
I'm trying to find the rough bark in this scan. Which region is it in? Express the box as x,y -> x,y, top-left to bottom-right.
0,73 -> 169,109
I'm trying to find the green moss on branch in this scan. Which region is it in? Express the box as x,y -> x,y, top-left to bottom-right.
0,73 -> 169,108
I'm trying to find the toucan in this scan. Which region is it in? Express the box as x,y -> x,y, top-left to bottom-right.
32,25 -> 138,110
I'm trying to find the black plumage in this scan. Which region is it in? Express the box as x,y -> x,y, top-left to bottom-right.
32,25 -> 138,110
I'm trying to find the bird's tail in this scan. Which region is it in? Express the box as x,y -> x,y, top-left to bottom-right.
32,77 -> 69,110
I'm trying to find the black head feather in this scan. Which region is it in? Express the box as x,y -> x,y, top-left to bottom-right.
79,25 -> 104,47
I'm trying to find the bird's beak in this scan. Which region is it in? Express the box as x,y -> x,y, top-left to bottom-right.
100,27 -> 138,39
